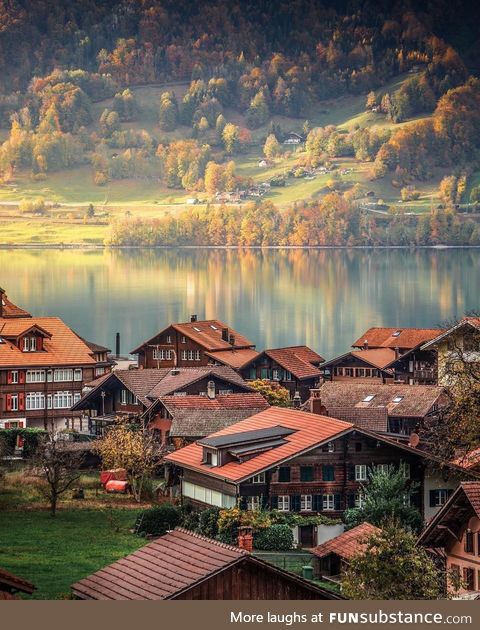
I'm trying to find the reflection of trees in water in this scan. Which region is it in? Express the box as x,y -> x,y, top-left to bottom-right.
0,248 -> 478,359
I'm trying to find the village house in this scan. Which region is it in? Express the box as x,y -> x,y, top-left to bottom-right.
0,288 -> 113,431
304,382 -> 449,439
240,346 -> 324,402
131,316 -> 259,371
165,407 -> 463,547
309,522 -> 380,581
71,528 -> 340,600
283,132 -> 305,145
322,327 -> 444,384
0,567 -> 35,600
71,365 -> 264,443
421,317 -> 480,386
418,482 -> 480,598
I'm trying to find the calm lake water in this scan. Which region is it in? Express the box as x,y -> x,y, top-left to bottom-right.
1,248 -> 478,360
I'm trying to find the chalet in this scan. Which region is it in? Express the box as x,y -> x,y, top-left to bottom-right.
165,407 -> 463,547
304,382 -> 449,438
283,132 -> 304,145
321,348 -> 396,383
418,482 -> 480,597
0,567 -> 35,600
71,528 -> 340,600
310,522 -> 380,580
131,316 -> 259,372
0,288 -> 113,431
240,346 -> 324,401
421,318 -> 480,386
72,366 -> 261,442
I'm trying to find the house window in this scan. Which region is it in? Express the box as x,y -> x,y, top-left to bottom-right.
283,371 -> 292,381
181,336 -> 187,343
323,494 -> 335,511
54,369 -> 74,382
355,465 -> 367,481
11,394 -> 19,411
376,464 -> 390,474
272,369 -> 280,381
30,337 -> 36,351
463,567 -> 475,591
26,393 -> 45,410
301,495 -> 312,511
400,463 -> 410,478
74,368 -> 82,381
322,441 -> 335,453
26,370 -> 45,383
322,465 -> 335,481
278,467 -> 290,482
430,489 -> 450,507
362,395 -> 375,402
173,391 -> 186,396
300,466 -> 314,482
166,335 -> 172,343
247,496 -> 261,511
355,492 -> 365,508
465,532 -> 474,554
278,496 -> 290,512
10,371 -> 18,384
23,337 -> 29,351
53,392 -> 73,409
73,392 -> 81,404
95,367 -> 105,376
392,396 -> 404,403
181,350 -> 188,360
219,389 -> 233,395
251,473 -> 266,484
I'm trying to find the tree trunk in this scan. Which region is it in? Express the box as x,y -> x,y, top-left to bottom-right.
50,491 -> 57,517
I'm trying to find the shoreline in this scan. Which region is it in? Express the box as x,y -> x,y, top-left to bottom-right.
0,244 -> 479,251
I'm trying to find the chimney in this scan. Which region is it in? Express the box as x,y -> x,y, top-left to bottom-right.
394,346 -> 400,360
190,314 -> 197,323
221,327 -> 229,342
363,339 -> 368,350
238,526 -> 253,552
115,332 -> 121,358
207,380 -> 216,399
311,397 -> 327,416
293,391 -> 301,408
229,333 -> 236,347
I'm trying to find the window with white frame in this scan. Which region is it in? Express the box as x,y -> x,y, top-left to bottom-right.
30,336 -> 36,351
354,492 -> 365,508
173,391 -> 187,396
355,464 -> 367,481
301,495 -> 312,511
283,370 -> 292,381
74,368 -> 82,381
181,350 -> 188,360
26,392 -> 45,410
54,369 -> 74,382
181,336 -> 187,343
95,367 -> 105,376
26,370 -> 46,383
400,463 -> 410,479
247,496 -> 261,511
433,489 -> 449,506
121,389 -> 137,405
323,494 -> 335,511
11,371 -> 18,384
53,391 -> 73,409
251,473 -> 266,484
73,392 -> 81,404
166,335 -> 172,343
47,370 -> 53,382
23,337 -> 29,352
278,495 -> 290,512
219,389 -> 233,395
272,369 -> 280,381
11,394 -> 18,411
376,464 -> 390,474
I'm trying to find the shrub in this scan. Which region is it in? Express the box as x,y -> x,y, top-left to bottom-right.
254,524 -> 294,551
135,504 -> 182,536
198,506 -> 221,539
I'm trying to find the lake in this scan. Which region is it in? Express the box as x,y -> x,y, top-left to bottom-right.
0,248 -> 478,361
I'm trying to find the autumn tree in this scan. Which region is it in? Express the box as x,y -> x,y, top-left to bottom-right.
159,91 -> 179,131
246,90 -> 270,129
342,525 -> 446,600
249,379 -> 291,407
95,421 -> 155,502
222,123 -> 239,154
263,134 -> 281,158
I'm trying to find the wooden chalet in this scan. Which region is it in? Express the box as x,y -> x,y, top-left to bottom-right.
131,316 -> 259,371
165,407 -> 464,546
240,346 -> 324,401
304,382 -> 449,438
71,528 -> 340,600
321,348 -> 396,383
0,288 -> 113,431
418,482 -> 480,597
0,567 -> 35,600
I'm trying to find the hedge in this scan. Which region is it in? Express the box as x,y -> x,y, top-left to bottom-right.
254,524 -> 294,551
0,428 -> 46,458
135,504 -> 182,537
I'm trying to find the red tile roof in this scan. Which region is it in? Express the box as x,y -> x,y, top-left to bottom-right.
161,392 -> 269,411
0,317 -> 96,367
462,482 -> 480,518
352,328 -> 445,350
453,447 -> 480,470
165,407 -> 353,483
0,290 -> 31,318
0,567 -> 35,595
263,346 -> 324,380
421,318 -> 480,350
310,523 -> 381,560
131,320 -> 255,354
205,348 -> 260,368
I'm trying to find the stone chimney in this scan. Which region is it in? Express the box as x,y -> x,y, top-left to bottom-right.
207,380 -> 216,399
190,314 -> 197,323
221,327 -> 229,342
311,397 -> 327,416
238,526 -> 253,552
363,339 -> 369,350
394,346 -> 400,360
293,391 -> 302,408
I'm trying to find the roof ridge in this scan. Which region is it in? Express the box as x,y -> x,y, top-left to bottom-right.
172,527 -> 248,555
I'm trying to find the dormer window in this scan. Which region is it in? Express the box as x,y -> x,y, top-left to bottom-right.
204,449 -> 218,466
23,336 -> 37,352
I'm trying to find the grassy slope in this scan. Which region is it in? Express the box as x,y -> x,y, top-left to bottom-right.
0,74 -> 470,244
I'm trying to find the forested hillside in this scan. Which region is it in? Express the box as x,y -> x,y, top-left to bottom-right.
0,0 -> 480,246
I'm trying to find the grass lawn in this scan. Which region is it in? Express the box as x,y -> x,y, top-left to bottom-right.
0,509 -> 145,599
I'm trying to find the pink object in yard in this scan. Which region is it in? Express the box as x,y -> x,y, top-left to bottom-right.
105,480 -> 128,493
100,469 -> 127,486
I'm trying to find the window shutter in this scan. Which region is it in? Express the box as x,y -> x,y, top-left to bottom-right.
4,422 -> 11,429
37,336 -> 43,351
347,493 -> 355,508
270,495 -> 278,510
18,392 -> 25,411
312,495 -> 322,512
334,494 -> 342,511
291,495 -> 301,512
6,394 -> 12,411
429,490 -> 436,507
19,371 -> 25,384
7,371 -> 12,384
348,464 -> 355,481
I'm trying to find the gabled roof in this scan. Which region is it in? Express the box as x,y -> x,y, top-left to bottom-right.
322,348 -> 396,372
131,320 -> 255,354
316,382 -> 448,419
310,523 -> 381,561
205,348 -> 260,369
421,318 -> 480,350
0,317 -> 96,368
0,567 -> 35,595
352,327 -> 445,350
71,528 -> 339,600
417,482 -> 480,547
260,346 -> 324,380
147,366 -> 252,399
0,320 -> 52,339
161,393 -> 270,437
165,407 -> 354,483
0,290 -> 31,319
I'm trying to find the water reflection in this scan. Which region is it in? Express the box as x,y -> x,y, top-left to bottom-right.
0,248 -> 478,359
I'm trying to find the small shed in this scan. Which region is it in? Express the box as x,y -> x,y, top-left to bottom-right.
310,522 -> 380,579
71,528 -> 342,600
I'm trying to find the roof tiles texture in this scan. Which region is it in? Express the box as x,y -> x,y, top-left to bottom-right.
462,482 -> 480,518
71,528 -> 247,600
310,523 -> 381,560
352,327 -> 445,350
0,291 -> 31,318
263,346 -> 324,379
205,348 -> 260,368
165,407 -> 353,482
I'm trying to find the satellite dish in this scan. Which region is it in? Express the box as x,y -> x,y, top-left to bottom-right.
409,433 -> 420,448
468,516 -> 480,532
